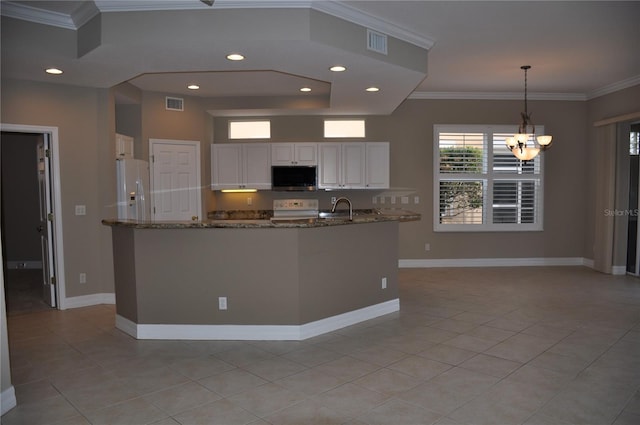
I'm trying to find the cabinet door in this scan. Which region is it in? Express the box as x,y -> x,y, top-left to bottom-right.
342,143 -> 366,188
365,142 -> 390,189
271,143 -> 295,165
244,144 -> 272,189
318,143 -> 342,189
116,133 -> 134,159
294,143 -> 317,165
211,144 -> 242,190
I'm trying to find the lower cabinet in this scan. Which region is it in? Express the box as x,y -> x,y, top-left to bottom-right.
211,143 -> 271,190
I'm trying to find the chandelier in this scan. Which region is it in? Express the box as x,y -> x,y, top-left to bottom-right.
505,65 -> 552,161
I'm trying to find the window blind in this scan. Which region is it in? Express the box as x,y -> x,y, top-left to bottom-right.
434,125 -> 544,232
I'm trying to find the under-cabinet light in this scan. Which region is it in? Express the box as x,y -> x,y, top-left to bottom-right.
221,189 -> 258,193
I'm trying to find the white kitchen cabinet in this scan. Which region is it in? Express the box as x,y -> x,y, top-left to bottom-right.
318,142 -> 366,189
211,143 -> 271,190
365,142 -> 390,189
271,143 -> 317,165
318,142 -> 389,190
115,133 -> 134,159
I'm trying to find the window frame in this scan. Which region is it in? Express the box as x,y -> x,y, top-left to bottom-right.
433,124 -> 545,232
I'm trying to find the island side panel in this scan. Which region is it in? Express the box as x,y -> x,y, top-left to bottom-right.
297,221 -> 399,324
112,226 -> 139,322
132,228 -> 301,325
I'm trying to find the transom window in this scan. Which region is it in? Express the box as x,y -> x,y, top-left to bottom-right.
434,125 -> 544,232
229,120 -> 271,140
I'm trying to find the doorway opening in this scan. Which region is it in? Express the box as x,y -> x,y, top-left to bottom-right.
627,122 -> 640,276
1,124 -> 65,313
1,132 -> 49,314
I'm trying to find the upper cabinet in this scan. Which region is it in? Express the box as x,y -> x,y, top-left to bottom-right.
115,133 -> 134,159
211,143 -> 271,190
365,142 -> 390,189
271,143 -> 317,166
318,142 -> 389,189
211,141 -> 388,191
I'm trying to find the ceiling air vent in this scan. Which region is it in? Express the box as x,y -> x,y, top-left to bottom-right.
367,29 -> 388,55
165,96 -> 184,111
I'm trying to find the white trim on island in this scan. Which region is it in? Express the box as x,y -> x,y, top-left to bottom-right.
116,298 -> 400,341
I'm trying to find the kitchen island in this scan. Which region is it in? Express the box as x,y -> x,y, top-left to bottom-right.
103,210 -> 419,340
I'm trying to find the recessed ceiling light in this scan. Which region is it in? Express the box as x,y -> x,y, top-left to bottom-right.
45,68 -> 63,75
329,65 -> 346,72
226,53 -> 245,61
300,87 -> 312,92
366,87 -> 380,92
187,84 -> 200,90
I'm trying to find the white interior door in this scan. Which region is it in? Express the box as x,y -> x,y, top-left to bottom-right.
150,139 -> 201,221
37,134 -> 56,307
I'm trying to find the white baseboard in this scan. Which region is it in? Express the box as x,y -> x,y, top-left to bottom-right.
115,298 -> 400,341
1,386 -> 16,415
6,261 -> 42,269
399,257 -> 587,268
60,293 -> 115,310
611,265 -> 628,275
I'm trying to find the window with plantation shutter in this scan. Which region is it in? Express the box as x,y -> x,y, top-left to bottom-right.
434,125 -> 544,231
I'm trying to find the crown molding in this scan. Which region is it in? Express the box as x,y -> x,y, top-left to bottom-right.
1,1 -> 77,29
408,91 -> 587,101
586,74 -> 640,100
98,0 -> 435,49
311,1 -> 434,50
410,74 -> 640,101
2,1 -> 434,50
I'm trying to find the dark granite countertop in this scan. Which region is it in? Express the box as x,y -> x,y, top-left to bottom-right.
102,209 -> 420,229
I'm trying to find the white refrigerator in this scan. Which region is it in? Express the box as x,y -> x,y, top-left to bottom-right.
116,158 -> 151,220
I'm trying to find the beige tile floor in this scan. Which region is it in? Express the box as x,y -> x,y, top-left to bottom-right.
3,266 -> 640,425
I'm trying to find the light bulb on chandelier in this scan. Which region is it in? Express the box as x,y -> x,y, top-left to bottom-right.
506,66 -> 553,161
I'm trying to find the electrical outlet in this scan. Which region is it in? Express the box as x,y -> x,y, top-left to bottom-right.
390,196 -> 396,204
331,196 -> 337,205
79,273 -> 87,284
75,205 -> 86,216
414,196 -> 420,204
425,243 -> 431,251
381,277 -> 387,289
218,297 -> 227,310
247,197 -> 252,206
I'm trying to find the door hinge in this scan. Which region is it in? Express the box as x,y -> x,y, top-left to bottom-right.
151,155 -> 155,163
50,276 -> 56,286
47,213 -> 54,221
45,149 -> 51,158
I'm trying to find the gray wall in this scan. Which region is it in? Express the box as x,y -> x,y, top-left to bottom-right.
112,222 -> 398,326
0,79 -> 115,298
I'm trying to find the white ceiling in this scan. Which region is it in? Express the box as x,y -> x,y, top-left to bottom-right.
2,0 -> 639,115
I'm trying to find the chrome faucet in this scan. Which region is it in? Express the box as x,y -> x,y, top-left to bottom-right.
331,197 -> 353,221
